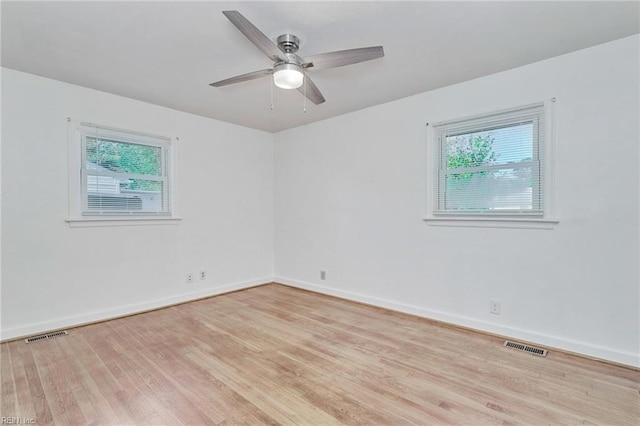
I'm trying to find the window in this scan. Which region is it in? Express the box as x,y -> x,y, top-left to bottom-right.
429,103 -> 553,222
70,122 -> 174,220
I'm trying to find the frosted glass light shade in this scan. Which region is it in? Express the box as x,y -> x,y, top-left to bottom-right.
273,63 -> 304,89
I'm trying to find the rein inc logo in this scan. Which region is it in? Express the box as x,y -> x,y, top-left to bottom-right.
1,418 -> 35,425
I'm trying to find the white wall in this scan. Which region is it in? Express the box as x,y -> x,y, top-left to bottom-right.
274,35 -> 640,367
1,68 -> 274,339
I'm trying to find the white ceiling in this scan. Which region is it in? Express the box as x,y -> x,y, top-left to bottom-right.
2,1 -> 638,133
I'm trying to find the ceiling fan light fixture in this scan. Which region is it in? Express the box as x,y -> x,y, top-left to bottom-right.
273,63 -> 304,89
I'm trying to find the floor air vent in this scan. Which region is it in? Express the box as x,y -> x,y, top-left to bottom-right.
503,340 -> 547,357
25,330 -> 68,344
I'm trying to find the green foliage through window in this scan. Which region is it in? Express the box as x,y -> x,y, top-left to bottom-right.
86,137 -> 162,191
446,133 -> 497,179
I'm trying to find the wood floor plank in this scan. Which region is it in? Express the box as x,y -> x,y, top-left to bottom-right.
0,342 -> 17,417
17,343 -> 54,424
1,284 -> 638,425
32,339 -> 87,425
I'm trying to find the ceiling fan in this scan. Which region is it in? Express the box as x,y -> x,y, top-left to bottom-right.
210,11 -> 384,105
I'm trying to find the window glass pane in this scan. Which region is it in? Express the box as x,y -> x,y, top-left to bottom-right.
86,175 -> 164,213
85,137 -> 162,176
490,123 -> 533,166
120,179 -> 164,212
445,166 -> 535,211
121,178 -> 162,192
446,131 -> 497,170
446,122 -> 533,170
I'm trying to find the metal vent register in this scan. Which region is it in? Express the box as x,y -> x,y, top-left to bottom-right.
503,340 -> 548,357
25,330 -> 68,344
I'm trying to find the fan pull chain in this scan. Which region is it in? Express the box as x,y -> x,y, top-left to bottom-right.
303,75 -> 307,113
270,74 -> 274,110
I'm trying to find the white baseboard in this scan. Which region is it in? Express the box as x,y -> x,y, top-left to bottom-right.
276,276 -> 639,368
0,277 -> 274,342
4,276 -> 637,368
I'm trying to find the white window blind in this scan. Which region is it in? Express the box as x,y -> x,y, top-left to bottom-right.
433,103 -> 545,216
79,123 -> 171,216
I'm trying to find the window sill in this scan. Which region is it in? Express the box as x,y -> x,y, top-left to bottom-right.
66,216 -> 182,228
423,216 -> 559,229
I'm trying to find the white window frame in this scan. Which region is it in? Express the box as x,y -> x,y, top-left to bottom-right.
425,101 -> 558,229
67,120 -> 181,227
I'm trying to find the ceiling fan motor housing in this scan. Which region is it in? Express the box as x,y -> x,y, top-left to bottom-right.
277,34 -> 300,53
275,36 -> 304,90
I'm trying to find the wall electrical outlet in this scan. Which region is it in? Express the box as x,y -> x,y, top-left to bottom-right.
320,270 -> 326,280
490,299 -> 501,315
186,273 -> 194,284
200,270 -> 206,280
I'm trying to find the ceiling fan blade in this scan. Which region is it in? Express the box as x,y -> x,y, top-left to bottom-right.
210,69 -> 272,87
298,75 -> 326,105
303,46 -> 384,71
222,11 -> 283,61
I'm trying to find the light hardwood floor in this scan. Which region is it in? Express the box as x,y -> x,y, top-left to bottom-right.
1,284 -> 639,425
